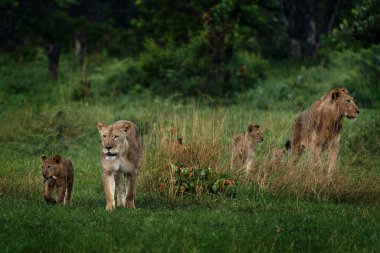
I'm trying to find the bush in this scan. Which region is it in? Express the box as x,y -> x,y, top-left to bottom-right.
96,35 -> 268,97
346,45 -> 380,108
159,163 -> 237,198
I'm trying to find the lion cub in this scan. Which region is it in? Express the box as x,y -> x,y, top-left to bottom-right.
231,124 -> 264,171
268,140 -> 291,169
40,155 -> 74,204
97,120 -> 141,211
161,127 -> 188,155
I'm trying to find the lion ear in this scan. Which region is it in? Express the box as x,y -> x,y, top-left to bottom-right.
331,88 -> 348,100
97,122 -> 105,133
52,155 -> 62,164
247,124 -> 258,133
40,155 -> 47,162
120,121 -> 131,133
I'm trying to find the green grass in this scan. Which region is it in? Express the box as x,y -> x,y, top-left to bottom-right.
1,191 -> 379,252
0,52 -> 380,252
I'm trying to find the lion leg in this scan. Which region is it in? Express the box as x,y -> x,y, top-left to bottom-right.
231,150 -> 241,170
290,145 -> 303,168
230,150 -> 236,170
44,184 -> 56,204
56,183 -> 66,204
246,155 -> 253,172
290,115 -> 303,168
327,138 -> 340,179
310,146 -> 322,174
64,170 -> 74,204
103,172 -> 116,211
115,172 -> 126,208
125,173 -> 137,209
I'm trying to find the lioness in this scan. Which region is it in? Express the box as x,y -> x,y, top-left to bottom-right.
231,124 -> 264,171
40,155 -> 74,204
289,87 -> 359,176
97,120 -> 141,211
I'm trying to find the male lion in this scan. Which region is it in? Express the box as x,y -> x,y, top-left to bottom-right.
231,124 -> 264,171
289,87 -> 359,177
97,120 -> 141,211
40,155 -> 74,204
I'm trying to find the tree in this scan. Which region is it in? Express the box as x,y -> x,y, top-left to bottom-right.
282,0 -> 343,58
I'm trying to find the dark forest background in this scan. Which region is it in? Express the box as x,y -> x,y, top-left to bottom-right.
0,0 -> 379,105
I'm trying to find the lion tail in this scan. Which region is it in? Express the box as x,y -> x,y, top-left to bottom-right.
285,139 -> 291,151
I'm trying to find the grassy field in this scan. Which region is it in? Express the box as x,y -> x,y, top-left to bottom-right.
0,54 -> 379,252
1,190 -> 379,252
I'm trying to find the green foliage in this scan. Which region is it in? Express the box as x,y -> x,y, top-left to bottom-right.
347,45 -> 380,108
341,109 -> 380,164
326,46 -> 380,108
330,0 -> 380,49
159,163 -> 237,197
236,47 -> 380,111
95,37 -> 268,96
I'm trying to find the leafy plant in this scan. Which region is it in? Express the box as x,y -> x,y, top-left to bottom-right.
159,163 -> 237,198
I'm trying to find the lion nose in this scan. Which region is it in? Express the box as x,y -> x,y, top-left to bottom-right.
105,146 -> 112,150
356,108 -> 360,114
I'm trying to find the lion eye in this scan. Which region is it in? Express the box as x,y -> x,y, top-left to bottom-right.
47,166 -> 51,169
114,135 -> 119,139
102,135 -> 106,139
346,99 -> 351,103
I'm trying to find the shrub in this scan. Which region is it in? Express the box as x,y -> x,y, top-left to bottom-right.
346,45 -> 380,108
96,35 -> 268,97
159,163 -> 237,198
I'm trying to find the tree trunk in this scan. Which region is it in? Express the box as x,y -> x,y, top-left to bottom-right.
290,39 -> 302,58
304,3 -> 317,58
282,0 -> 317,58
321,0 -> 341,36
75,31 -> 85,66
48,43 -> 61,79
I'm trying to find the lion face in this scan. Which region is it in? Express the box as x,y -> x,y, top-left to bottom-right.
40,155 -> 62,181
269,148 -> 286,165
97,121 -> 130,161
247,124 -> 264,144
331,88 -> 360,119
273,149 -> 286,159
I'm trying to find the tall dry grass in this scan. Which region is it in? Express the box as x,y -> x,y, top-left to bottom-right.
1,101 -> 379,203
138,106 -> 380,203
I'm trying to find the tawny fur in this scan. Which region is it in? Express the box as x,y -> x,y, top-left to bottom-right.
161,126 -> 188,159
268,141 -> 291,169
268,148 -> 286,169
40,155 -> 74,205
97,120 -> 141,211
231,124 -> 264,172
289,87 -> 359,177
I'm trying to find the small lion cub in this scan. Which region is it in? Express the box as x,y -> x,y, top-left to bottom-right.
231,124 -> 264,172
268,140 -> 291,169
40,155 -> 74,204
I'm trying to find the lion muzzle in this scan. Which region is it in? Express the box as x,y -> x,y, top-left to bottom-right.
105,152 -> 117,161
